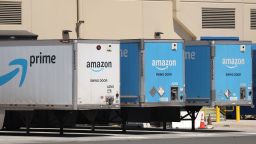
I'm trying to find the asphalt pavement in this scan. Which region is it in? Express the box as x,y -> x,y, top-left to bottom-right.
0,120 -> 255,144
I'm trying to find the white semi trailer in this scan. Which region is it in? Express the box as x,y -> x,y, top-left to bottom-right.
0,40 -> 120,134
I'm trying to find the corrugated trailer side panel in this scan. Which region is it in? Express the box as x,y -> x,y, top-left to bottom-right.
120,41 -> 140,104
185,43 -> 211,105
0,41 -> 73,109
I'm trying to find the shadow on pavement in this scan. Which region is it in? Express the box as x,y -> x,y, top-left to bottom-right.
168,129 -> 242,133
0,126 -> 242,137
0,131 -> 110,137
74,126 -> 242,133
0,127 -> 168,137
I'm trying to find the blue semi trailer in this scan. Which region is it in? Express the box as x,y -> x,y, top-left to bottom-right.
233,44 -> 256,116
120,40 -> 185,107
185,40 -> 253,106
118,39 -> 185,131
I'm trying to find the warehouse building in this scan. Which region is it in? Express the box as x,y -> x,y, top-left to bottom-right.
0,0 -> 255,41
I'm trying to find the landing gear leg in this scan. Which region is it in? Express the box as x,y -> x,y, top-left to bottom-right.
163,121 -> 167,131
184,106 -> 202,131
23,111 -> 34,135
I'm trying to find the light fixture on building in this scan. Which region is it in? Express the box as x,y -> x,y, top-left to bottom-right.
154,32 -> 164,39
62,30 -> 72,42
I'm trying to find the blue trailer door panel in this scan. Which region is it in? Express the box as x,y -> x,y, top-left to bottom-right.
120,40 -> 185,107
214,44 -> 252,105
144,41 -> 184,104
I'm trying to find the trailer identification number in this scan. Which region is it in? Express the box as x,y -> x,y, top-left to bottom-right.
226,73 -> 241,76
156,73 -> 172,76
90,78 -> 108,82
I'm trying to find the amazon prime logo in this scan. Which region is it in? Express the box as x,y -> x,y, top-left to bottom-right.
152,59 -> 177,71
185,51 -> 196,60
222,58 -> 245,69
0,59 -> 28,87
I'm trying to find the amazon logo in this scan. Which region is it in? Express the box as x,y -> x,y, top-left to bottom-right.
222,58 -> 245,69
152,59 -> 177,71
86,61 -> 112,72
0,59 -> 28,87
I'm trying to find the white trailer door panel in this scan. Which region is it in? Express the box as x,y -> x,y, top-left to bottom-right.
77,42 -> 120,107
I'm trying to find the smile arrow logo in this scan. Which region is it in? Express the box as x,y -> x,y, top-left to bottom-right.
0,59 -> 27,87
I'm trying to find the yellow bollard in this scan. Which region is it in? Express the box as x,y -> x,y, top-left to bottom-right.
236,106 -> 240,122
216,106 -> 220,123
